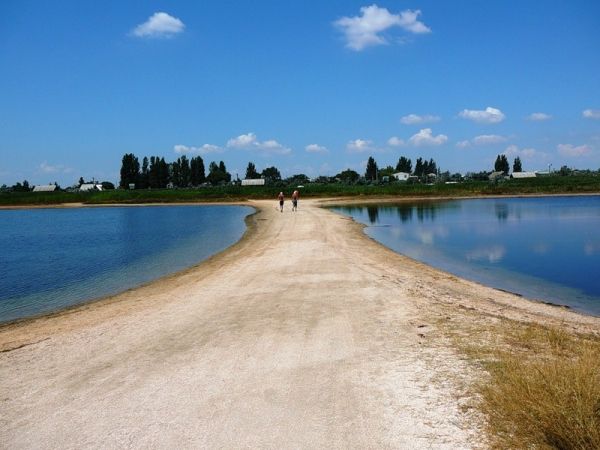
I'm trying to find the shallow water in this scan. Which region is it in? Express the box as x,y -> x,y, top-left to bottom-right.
0,205 -> 254,323
331,196 -> 600,316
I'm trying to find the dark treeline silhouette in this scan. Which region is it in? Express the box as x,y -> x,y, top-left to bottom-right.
119,153 -> 228,189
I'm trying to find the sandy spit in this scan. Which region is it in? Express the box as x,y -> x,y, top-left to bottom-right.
1,199 -> 598,449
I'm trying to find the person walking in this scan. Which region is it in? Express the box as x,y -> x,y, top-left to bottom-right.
291,190 -> 299,212
277,191 -> 284,212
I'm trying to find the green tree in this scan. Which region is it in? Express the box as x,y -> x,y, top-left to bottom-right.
513,157 -> 523,173
179,155 -> 191,187
395,156 -> 412,173
378,165 -> 395,178
245,162 -> 260,179
365,156 -> 378,181
78,177 -> 84,186
171,160 -> 181,187
190,156 -> 205,185
495,154 -> 510,175
261,166 -> 281,183
414,157 -> 424,177
158,158 -> 169,188
119,153 -> 140,189
335,169 -> 360,184
286,174 -> 310,185
207,161 -> 231,185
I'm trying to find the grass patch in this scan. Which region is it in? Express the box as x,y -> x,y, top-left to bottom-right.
442,315 -> 600,449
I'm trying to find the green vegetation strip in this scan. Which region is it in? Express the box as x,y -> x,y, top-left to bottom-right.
2,176 -> 600,206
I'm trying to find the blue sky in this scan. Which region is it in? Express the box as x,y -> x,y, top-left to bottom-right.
1,0 -> 599,186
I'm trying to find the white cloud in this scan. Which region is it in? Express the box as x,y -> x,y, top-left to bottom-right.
387,136 -> 405,147
504,144 -> 547,160
305,144 -> 329,153
527,112 -> 552,121
334,5 -> 430,51
400,113 -> 440,125
582,109 -> 600,119
132,12 -> 185,38
459,107 -> 505,124
408,128 -> 448,147
456,140 -> 470,149
557,143 -> 592,157
39,162 -> 73,174
472,134 -> 507,145
174,144 -> 222,155
227,132 -> 257,148
346,139 -> 375,153
226,132 -> 291,155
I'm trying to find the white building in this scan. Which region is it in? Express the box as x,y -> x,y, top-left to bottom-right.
511,172 -> 536,179
79,183 -> 103,192
33,184 -> 58,192
392,172 -> 410,181
241,179 -> 265,186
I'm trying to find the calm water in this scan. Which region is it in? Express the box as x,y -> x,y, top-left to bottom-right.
331,196 -> 600,316
0,205 -> 254,323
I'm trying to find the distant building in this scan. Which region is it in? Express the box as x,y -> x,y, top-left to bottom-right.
79,183 -> 103,192
488,171 -> 506,181
241,179 -> 265,186
511,172 -> 536,179
33,184 -> 58,192
392,172 -> 410,181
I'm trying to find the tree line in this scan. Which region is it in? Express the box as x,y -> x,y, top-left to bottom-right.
119,153 -> 231,189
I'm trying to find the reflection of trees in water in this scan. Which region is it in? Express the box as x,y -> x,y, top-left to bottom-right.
416,204 -> 438,222
367,206 -> 379,224
495,203 -> 508,221
397,205 -> 413,223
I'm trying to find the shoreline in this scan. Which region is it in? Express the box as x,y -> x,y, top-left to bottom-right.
1,199 -> 599,447
0,203 -> 260,349
2,195 -> 599,340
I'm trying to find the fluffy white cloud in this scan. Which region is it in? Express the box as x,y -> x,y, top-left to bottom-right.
334,5 -> 430,51
132,12 -> 185,38
39,162 -> 73,174
347,139 -> 375,153
557,144 -> 592,157
227,132 -> 291,155
527,112 -> 552,121
408,128 -> 448,147
459,107 -> 505,124
504,144 -> 546,160
582,109 -> 600,119
400,114 -> 440,125
456,140 -> 470,149
305,144 -> 329,153
472,134 -> 507,145
174,144 -> 222,155
387,136 -> 405,147
227,132 -> 257,148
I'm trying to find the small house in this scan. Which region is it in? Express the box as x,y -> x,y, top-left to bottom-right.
33,184 -> 58,192
241,179 -> 265,186
79,183 -> 103,192
392,172 -> 410,181
511,172 -> 536,179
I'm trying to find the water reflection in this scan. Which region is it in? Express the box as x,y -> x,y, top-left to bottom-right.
330,196 -> 600,315
367,206 -> 379,224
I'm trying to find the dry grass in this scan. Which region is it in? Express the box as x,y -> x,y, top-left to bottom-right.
440,314 -> 600,449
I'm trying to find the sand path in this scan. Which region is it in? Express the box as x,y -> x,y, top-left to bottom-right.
2,199 -> 597,448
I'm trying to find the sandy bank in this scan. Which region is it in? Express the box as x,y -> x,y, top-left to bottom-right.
1,199 -> 598,449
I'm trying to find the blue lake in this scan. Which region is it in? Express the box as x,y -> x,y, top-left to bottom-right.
331,196 -> 600,316
0,205 -> 254,323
